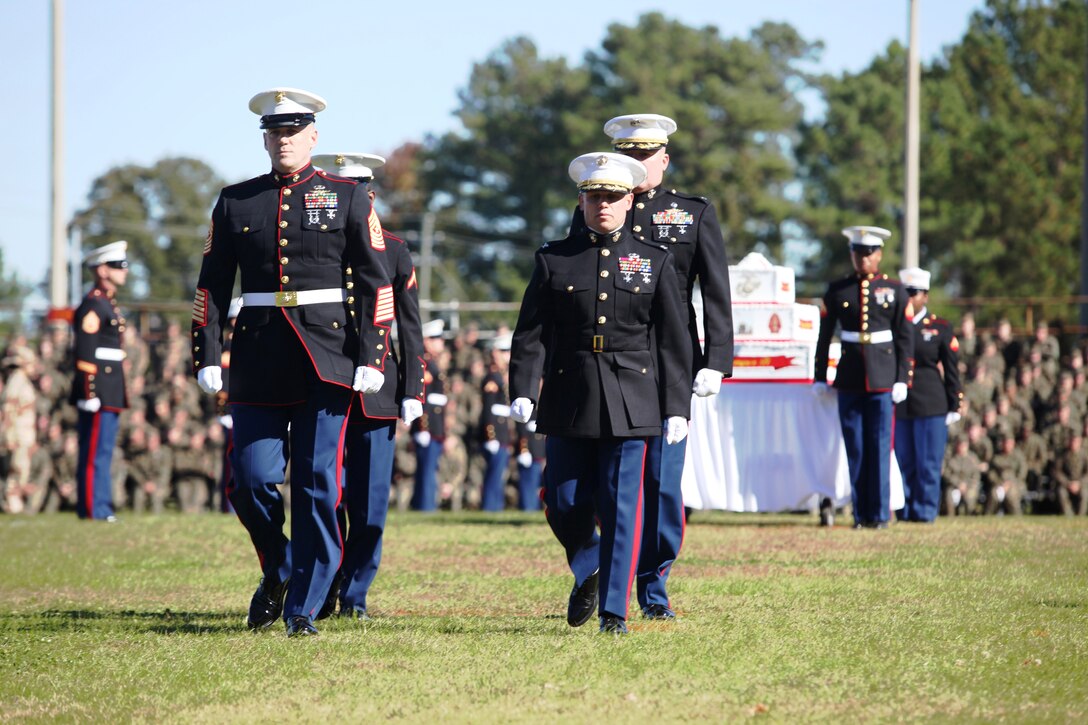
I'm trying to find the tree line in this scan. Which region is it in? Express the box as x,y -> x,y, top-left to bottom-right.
68,0 -> 1086,328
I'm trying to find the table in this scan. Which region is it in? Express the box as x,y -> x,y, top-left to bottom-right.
681,382 -> 904,513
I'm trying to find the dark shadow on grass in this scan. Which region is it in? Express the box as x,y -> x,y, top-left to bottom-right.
11,609 -> 244,635
686,513 -> 819,528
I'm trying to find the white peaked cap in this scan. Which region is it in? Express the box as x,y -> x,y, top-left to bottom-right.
899,267 -> 931,291
842,225 -> 892,247
422,319 -> 445,338
604,114 -> 677,149
248,87 -> 327,128
312,153 -> 386,181
568,152 -> 647,193
84,240 -> 128,267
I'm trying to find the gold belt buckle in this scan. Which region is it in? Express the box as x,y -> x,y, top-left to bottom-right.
592,334 -> 604,353
860,332 -> 871,344
275,291 -> 298,307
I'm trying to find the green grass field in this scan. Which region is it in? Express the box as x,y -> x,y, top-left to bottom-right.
1,511 -> 1085,722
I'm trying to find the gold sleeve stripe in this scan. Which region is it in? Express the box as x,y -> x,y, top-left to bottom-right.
368,208 -> 385,251
406,268 -> 418,290
76,360 -> 98,374
374,285 -> 395,323
192,288 -> 208,326
204,220 -> 214,255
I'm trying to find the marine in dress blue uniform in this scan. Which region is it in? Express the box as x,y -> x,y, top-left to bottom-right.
479,338 -> 512,512
570,114 -> 733,619
894,267 -> 964,523
514,417 -> 546,511
191,89 -> 392,637
310,153 -> 426,620
510,152 -> 692,634
71,241 -> 130,521
814,226 -> 915,528
410,320 -> 447,511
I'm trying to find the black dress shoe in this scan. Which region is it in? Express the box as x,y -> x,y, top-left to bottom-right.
567,570 -> 599,628
599,615 -> 628,635
286,616 -> 318,637
819,497 -> 834,527
642,603 -> 676,620
247,574 -> 289,630
314,571 -> 343,621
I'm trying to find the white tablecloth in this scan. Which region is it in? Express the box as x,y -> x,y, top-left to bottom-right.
681,383 -> 904,513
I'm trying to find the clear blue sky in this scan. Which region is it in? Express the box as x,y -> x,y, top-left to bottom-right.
2,0 -> 985,298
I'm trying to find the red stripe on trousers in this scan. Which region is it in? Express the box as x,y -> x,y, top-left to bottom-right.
83,412 -> 101,518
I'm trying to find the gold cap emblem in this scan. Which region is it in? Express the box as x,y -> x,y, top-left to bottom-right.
274,91 -> 286,103
596,155 -> 608,167
335,155 -> 344,166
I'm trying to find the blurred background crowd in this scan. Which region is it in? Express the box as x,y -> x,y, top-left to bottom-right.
2,312 -> 1086,518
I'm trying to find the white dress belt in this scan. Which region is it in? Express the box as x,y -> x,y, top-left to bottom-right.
241,288 -> 346,307
95,347 -> 126,361
840,330 -> 893,344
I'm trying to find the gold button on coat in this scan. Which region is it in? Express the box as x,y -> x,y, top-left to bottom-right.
600,270 -> 609,278
279,239 -> 288,247
280,257 -> 288,265
279,220 -> 288,228
283,188 -> 292,196
633,225 -> 642,232
598,293 -> 607,301
601,249 -> 610,257
281,204 -> 289,211
597,316 -> 606,324
281,275 -> 289,283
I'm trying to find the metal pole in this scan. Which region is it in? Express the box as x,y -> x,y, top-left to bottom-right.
904,0 -> 921,269
49,0 -> 68,312
1080,0 -> 1088,332
420,211 -> 435,321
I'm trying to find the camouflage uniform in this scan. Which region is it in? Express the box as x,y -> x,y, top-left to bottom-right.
985,441 -> 1027,515
1050,441 -> 1088,516
941,442 -> 981,515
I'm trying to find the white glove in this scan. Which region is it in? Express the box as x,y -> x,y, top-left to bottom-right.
218,414 -> 234,430
664,416 -> 688,445
994,485 -> 1006,503
353,365 -> 385,394
413,431 -> 432,447
197,366 -> 223,395
510,397 -> 534,423
517,451 -> 533,468
76,398 -> 101,413
891,382 -> 908,404
813,382 -> 830,397
400,398 -> 423,426
484,439 -> 501,454
692,368 -> 723,397
945,411 -> 962,427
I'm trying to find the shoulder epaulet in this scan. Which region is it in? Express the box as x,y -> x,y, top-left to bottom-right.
316,169 -> 358,185
667,189 -> 709,204
223,174 -> 269,193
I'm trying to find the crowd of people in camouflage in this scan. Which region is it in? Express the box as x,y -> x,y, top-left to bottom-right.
946,313 -> 1088,516
1,310 -> 1085,518
0,319 -> 541,516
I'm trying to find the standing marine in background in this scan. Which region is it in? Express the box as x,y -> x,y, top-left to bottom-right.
814,226 -> 914,529
310,152 -> 425,621
411,319 -> 448,511
191,88 -> 391,637
479,335 -> 512,512
894,267 -> 964,522
71,241 -> 130,522
571,114 -> 733,619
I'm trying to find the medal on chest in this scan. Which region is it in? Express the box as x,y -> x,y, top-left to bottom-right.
873,287 -> 896,306
651,202 -> 694,238
618,253 -> 653,284
304,185 -> 339,224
